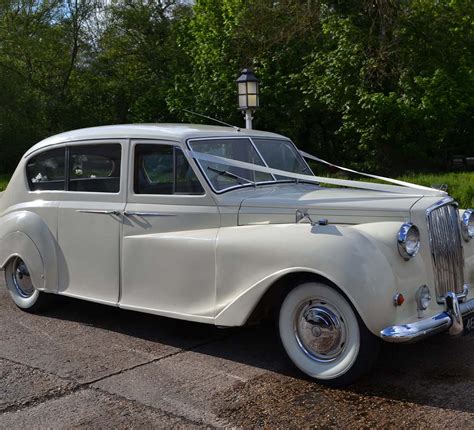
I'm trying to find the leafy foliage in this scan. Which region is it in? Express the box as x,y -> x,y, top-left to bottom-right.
0,0 -> 472,175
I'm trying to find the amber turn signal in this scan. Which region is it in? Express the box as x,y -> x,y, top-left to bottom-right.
393,293 -> 405,306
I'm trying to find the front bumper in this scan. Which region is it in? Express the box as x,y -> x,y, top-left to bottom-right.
381,293 -> 474,343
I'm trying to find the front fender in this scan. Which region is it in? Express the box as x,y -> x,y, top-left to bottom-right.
0,211 -> 58,292
215,222 -> 427,336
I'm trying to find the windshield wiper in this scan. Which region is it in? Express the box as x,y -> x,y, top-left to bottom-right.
207,166 -> 255,185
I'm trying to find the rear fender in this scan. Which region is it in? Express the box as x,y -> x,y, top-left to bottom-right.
0,231 -> 45,290
0,211 -> 58,292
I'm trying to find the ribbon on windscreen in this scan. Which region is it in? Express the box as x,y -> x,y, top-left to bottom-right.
188,150 -> 444,195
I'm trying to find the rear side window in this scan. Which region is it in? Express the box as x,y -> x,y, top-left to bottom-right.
69,144 -> 121,193
26,148 -> 65,191
134,144 -> 204,195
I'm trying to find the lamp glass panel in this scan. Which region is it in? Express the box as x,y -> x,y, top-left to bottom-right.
238,95 -> 247,108
238,82 -> 247,95
247,81 -> 258,94
247,94 -> 258,108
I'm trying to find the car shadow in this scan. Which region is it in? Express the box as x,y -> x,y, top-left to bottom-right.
40,295 -> 474,414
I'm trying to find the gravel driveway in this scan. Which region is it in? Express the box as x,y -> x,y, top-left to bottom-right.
1,273 -> 473,429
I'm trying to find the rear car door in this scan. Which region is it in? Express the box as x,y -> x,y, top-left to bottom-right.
57,140 -> 127,304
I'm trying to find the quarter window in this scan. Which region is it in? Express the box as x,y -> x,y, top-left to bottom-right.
68,144 -> 121,193
134,145 -> 204,195
26,148 -> 65,191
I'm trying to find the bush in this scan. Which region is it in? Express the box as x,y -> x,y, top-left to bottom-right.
0,175 -> 9,192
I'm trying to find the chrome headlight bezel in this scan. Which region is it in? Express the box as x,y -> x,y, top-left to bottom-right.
397,223 -> 421,260
415,285 -> 431,310
461,209 -> 474,242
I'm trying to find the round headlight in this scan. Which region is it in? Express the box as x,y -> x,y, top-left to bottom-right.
461,209 -> 474,241
397,223 -> 420,260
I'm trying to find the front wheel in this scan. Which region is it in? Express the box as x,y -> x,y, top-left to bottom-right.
5,257 -> 51,313
278,282 -> 379,387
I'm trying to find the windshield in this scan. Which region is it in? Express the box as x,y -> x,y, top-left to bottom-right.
188,137 -> 311,192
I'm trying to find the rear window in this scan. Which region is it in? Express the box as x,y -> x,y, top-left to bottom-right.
68,144 -> 121,193
26,148 -> 65,191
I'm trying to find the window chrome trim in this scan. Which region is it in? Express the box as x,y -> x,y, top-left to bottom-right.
25,146 -> 67,192
131,142 -> 206,197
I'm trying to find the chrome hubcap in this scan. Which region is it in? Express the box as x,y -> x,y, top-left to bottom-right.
11,258 -> 34,298
294,300 -> 346,362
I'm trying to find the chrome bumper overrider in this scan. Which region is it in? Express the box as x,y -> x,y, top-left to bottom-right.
381,293 -> 474,343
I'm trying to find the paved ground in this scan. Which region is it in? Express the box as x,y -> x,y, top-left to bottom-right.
1,273 -> 473,429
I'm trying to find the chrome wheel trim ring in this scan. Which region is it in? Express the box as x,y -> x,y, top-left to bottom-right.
11,257 -> 35,298
293,299 -> 347,363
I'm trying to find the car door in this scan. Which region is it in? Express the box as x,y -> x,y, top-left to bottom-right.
57,140 -> 128,304
120,140 -> 220,322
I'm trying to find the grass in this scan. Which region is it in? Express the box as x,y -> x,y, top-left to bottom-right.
0,171 -> 472,207
397,172 -> 474,208
0,175 -> 10,192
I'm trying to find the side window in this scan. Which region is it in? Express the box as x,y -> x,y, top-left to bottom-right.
134,144 -> 204,195
69,144 -> 121,193
26,148 -> 65,191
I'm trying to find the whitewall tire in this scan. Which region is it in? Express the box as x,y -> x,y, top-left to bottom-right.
278,282 -> 379,386
5,257 -> 51,312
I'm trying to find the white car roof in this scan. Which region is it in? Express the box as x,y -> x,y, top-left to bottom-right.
24,123 -> 286,157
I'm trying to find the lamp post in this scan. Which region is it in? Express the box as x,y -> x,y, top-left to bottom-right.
236,68 -> 259,129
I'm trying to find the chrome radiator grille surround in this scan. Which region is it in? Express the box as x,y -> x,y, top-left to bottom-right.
426,198 -> 465,301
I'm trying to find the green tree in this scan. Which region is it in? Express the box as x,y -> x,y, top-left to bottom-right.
299,0 -> 474,172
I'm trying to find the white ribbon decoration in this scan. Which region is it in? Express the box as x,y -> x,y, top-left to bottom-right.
188,150 -> 445,196
299,150 -> 437,192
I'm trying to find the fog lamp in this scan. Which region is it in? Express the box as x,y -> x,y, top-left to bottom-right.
397,223 -> 421,260
416,285 -> 431,311
461,209 -> 474,241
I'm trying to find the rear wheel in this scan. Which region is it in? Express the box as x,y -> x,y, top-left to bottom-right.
5,257 -> 51,312
278,282 -> 379,387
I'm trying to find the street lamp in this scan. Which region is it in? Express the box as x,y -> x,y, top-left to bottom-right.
236,68 -> 259,129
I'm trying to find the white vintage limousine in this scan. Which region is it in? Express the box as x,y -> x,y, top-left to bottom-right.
0,124 -> 473,386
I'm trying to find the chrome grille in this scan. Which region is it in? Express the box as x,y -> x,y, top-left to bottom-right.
427,200 -> 465,300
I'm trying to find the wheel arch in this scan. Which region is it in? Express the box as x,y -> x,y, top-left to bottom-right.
0,211 -> 58,292
1,232 -> 45,290
215,267 -> 366,329
247,271 -> 340,324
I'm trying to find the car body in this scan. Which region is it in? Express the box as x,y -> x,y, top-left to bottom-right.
1,124 -> 473,386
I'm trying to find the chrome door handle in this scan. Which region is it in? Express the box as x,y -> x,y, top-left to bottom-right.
123,211 -> 176,217
76,209 -> 121,216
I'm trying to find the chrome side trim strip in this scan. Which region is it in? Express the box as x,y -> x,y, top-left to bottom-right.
123,211 -> 176,217
76,209 -> 120,215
